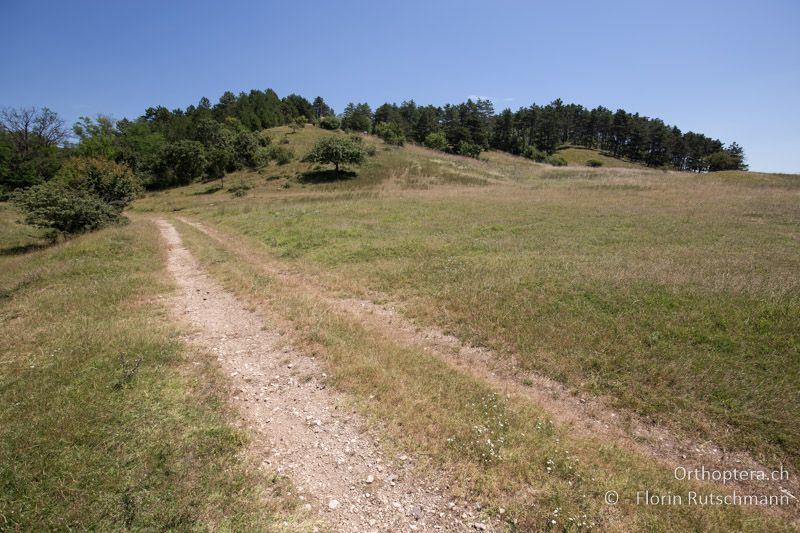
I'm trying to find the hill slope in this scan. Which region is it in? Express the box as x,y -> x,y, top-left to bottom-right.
132,126 -> 799,529
4,125 -> 797,531
554,145 -> 648,168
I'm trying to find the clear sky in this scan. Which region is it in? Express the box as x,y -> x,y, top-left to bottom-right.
1,0 -> 798,173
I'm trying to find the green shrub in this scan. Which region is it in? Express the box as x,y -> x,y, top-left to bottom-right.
289,117 -> 306,133
455,141 -> 482,159
424,132 -> 448,151
254,147 -> 271,167
272,146 -> 295,165
228,182 -> 251,197
255,146 -> 295,166
319,115 -> 341,130
205,147 -> 233,183
546,155 -> 568,167
523,146 -> 547,162
374,122 -> 405,146
586,159 -> 603,167
12,182 -> 119,236
12,157 -> 142,238
521,147 -> 566,166
54,157 -> 142,210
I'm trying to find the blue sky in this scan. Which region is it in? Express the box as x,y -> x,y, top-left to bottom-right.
1,0 -> 798,172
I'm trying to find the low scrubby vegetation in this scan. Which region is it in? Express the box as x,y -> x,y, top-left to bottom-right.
266,144 -> 295,165
12,157 -> 141,237
523,145 -> 568,166
374,121 -> 405,146
318,114 -> 341,130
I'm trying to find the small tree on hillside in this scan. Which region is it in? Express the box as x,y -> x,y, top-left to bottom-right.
302,136 -> 366,176
319,115 -> 341,130
374,122 -> 405,146
161,140 -> 206,186
424,131 -> 448,151
289,116 -> 307,133
707,142 -> 748,171
206,147 -> 232,187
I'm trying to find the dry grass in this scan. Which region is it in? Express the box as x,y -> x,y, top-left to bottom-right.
0,202 -> 47,255
0,217 -> 310,530
133,128 -> 800,480
171,217 -> 793,532
27,124 -> 788,531
553,146 -> 646,168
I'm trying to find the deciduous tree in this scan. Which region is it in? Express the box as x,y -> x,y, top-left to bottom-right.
302,136 -> 366,175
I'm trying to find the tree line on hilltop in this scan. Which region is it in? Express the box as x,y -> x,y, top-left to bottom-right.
359,98 -> 746,171
1,89 -> 748,194
1,88 -> 747,196
1,88 -> 747,236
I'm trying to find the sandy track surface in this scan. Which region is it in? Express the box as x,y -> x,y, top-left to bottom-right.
156,219 -> 496,532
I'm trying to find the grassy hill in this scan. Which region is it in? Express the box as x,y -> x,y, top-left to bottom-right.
554,145 -> 648,168
138,126 -> 677,213
137,129 -> 800,478
4,125 -> 798,531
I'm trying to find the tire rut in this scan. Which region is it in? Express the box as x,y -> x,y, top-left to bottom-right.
175,216 -> 800,521
156,218 -> 491,532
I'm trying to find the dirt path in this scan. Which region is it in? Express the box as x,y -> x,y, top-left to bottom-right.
175,217 -> 799,520
156,219 -> 493,532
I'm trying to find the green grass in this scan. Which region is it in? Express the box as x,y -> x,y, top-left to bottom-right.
134,127 -> 541,214
11,124 -> 790,530
0,203 -> 47,255
0,217 -> 309,530
134,127 -> 800,476
191,185 -> 798,471
171,217 -> 792,532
